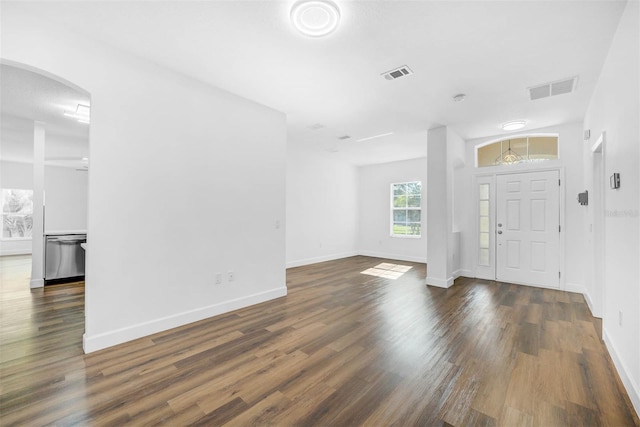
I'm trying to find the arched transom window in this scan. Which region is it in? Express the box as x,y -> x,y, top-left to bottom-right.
476,135 -> 558,167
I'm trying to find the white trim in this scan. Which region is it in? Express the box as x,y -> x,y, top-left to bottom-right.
83,286 -> 288,353
30,278 -> 44,288
603,329 -> 640,418
426,275 -> 454,288
458,269 -> 474,278
286,251 -> 359,268
558,167 -> 566,290
287,251 -> 428,268
358,250 -> 426,264
565,282 -> 601,318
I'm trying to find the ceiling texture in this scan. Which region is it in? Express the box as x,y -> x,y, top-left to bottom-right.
1,0 -> 628,166
0,64 -> 90,168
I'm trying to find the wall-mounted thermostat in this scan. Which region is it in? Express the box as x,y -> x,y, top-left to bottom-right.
610,173 -> 620,189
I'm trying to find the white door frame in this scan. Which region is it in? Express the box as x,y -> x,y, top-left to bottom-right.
473,166 -> 566,290
590,132 -> 606,318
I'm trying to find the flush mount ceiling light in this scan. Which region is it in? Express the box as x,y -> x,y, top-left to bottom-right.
64,104 -> 91,124
501,120 -> 526,131
452,93 -> 466,102
291,0 -> 340,37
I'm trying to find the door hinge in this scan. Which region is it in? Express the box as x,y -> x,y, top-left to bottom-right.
558,179 -> 561,186
559,271 -> 561,279
559,225 -> 561,232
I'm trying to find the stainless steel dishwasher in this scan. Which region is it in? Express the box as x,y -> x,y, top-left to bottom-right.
45,234 -> 86,281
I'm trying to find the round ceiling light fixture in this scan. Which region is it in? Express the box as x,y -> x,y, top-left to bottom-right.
291,0 -> 340,37
501,120 -> 527,131
452,93 -> 466,102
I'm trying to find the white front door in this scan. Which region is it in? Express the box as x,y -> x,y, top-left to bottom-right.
496,170 -> 560,288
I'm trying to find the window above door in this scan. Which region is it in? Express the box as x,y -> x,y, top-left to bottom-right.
476,135 -> 559,168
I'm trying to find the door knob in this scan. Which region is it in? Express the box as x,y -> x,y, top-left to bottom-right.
497,230 -> 503,234
498,223 -> 503,227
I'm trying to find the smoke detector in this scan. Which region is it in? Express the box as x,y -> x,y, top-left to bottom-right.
528,76 -> 578,100
381,66 -> 413,81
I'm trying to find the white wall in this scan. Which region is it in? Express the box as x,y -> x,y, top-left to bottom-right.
583,0 -> 639,414
358,156 -> 427,263
458,122 -> 585,292
2,7 -> 287,352
286,146 -> 358,267
0,160 -> 88,255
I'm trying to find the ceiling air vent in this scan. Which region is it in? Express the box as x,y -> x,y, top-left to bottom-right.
528,76 -> 578,100
382,65 -> 413,81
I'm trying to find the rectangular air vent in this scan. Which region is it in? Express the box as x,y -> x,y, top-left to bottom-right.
382,65 -> 413,81
528,76 -> 578,100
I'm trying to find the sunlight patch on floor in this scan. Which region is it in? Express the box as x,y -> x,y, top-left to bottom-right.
361,263 -> 413,280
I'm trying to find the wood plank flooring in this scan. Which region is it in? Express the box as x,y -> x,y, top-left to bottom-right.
1,254 -> 638,426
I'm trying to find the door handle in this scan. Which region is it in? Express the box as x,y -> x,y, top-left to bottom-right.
497,230 -> 503,234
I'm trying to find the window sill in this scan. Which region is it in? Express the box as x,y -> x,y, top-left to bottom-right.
390,234 -> 422,239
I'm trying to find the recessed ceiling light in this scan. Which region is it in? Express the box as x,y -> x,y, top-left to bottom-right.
501,120 -> 527,131
291,0 -> 340,37
453,94 -> 466,102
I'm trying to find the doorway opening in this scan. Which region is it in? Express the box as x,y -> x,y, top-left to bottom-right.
0,60 -> 90,356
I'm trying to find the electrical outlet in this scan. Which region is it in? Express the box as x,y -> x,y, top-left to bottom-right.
215,273 -> 222,285
228,271 -> 234,282
619,310 -> 623,326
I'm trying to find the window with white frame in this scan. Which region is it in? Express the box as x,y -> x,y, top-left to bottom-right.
476,135 -> 559,167
1,189 -> 34,240
391,181 -> 422,237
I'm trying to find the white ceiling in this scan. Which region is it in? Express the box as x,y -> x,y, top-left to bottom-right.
0,64 -> 90,168
2,0 -> 627,165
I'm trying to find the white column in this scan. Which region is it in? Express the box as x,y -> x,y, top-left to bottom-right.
426,126 -> 452,288
30,121 -> 45,288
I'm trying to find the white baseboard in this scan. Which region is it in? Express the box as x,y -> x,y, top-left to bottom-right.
286,251 -> 358,268
565,282 -> 586,294
30,278 -> 44,288
83,286 -> 288,353
357,250 -> 426,264
458,269 -> 474,279
564,282 -> 601,318
603,329 -> 640,418
426,276 -> 454,288
286,251 -> 427,269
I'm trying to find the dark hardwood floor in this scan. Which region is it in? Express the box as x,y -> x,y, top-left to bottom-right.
1,254 -> 638,426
